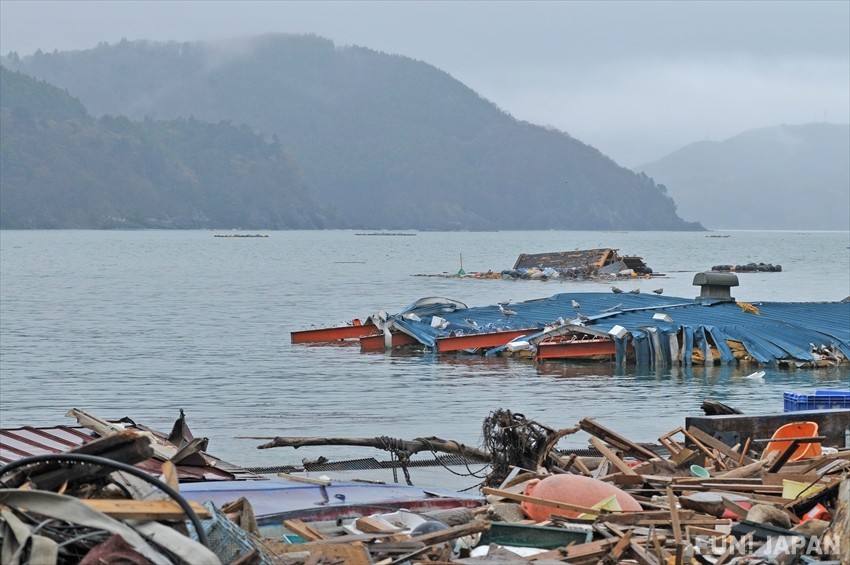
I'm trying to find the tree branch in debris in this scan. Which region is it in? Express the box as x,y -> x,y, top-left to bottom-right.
257,435 -> 491,461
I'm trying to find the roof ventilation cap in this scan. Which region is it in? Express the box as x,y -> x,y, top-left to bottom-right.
693,272 -> 739,302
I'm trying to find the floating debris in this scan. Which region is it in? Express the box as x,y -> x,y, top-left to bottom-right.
417,248 -> 660,280
712,263 -> 783,272
355,232 -> 417,236
293,273 -> 850,368
213,233 -> 269,238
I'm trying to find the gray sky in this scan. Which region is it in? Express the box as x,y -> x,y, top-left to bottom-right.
1,0 -> 848,166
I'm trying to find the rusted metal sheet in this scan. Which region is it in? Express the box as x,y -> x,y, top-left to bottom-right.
291,322 -> 377,343
0,424 -> 260,482
359,332 -> 419,351
535,337 -> 618,360
435,330 -> 537,353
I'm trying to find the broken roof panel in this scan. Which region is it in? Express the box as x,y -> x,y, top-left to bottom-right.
513,249 -> 618,270
380,293 -> 850,366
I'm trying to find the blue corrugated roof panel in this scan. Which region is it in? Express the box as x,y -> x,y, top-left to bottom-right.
383,293 -> 850,366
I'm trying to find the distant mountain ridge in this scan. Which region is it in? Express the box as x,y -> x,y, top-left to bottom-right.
637,123 -> 849,230
2,34 -> 700,230
0,66 -> 335,229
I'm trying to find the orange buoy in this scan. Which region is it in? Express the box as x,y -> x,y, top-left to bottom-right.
521,474 -> 642,521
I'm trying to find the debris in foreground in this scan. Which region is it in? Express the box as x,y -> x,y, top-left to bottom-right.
1,406 -> 848,563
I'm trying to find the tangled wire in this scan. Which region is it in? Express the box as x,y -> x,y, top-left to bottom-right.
482,409 -> 577,487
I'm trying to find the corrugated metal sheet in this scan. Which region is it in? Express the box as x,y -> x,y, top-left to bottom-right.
0,425 -> 261,482
381,293 -> 850,366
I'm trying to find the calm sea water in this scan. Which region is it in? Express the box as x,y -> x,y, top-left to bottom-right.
1,230 -> 848,488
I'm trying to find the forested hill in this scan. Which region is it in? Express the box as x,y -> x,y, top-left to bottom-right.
3,34 -> 701,230
0,66 -> 335,229
637,123 -> 850,230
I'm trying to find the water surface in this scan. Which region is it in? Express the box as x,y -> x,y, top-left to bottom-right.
2,230 -> 848,488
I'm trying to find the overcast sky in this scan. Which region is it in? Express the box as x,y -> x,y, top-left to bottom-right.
1,0 -> 848,166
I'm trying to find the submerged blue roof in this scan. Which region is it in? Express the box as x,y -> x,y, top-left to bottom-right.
381,292 -> 850,366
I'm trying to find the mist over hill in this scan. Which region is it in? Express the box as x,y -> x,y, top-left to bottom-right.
2,34 -> 700,231
0,66 -> 335,229
637,123 -> 849,231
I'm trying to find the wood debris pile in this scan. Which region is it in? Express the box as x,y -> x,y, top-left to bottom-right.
1,408 -> 847,564
257,412 -> 850,564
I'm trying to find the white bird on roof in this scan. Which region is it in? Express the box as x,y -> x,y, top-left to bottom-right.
611,286 -> 624,294
498,303 -> 518,316
652,288 -> 664,295
571,299 -> 581,308
629,288 -> 641,294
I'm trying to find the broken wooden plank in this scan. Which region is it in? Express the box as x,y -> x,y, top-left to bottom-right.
610,529 -> 634,560
667,486 -> 683,547
528,538 -> 617,562
632,536 -> 663,565
406,518 -> 489,546
354,516 -> 403,534
767,440 -> 803,472
798,450 -> 850,474
685,525 -> 727,540
821,475 -> 848,561
739,437 -> 752,465
65,408 -> 176,461
81,499 -> 211,520
284,519 -> 327,541
681,429 -> 728,470
687,426 -> 756,466
590,437 -> 638,476
601,510 -> 695,526
635,518 -> 732,527
276,542 -> 371,565
720,496 -> 751,519
580,418 -> 658,461
715,458 -> 771,479
669,483 -> 782,494
160,460 -> 178,491
384,520 -> 489,565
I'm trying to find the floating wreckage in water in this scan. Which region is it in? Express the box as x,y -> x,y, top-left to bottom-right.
712,262 -> 782,273
506,248 -> 655,279
293,273 -> 850,368
213,233 -> 269,238
418,248 -> 658,280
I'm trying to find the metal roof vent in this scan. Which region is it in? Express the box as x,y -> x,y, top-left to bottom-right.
693,272 -> 739,302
